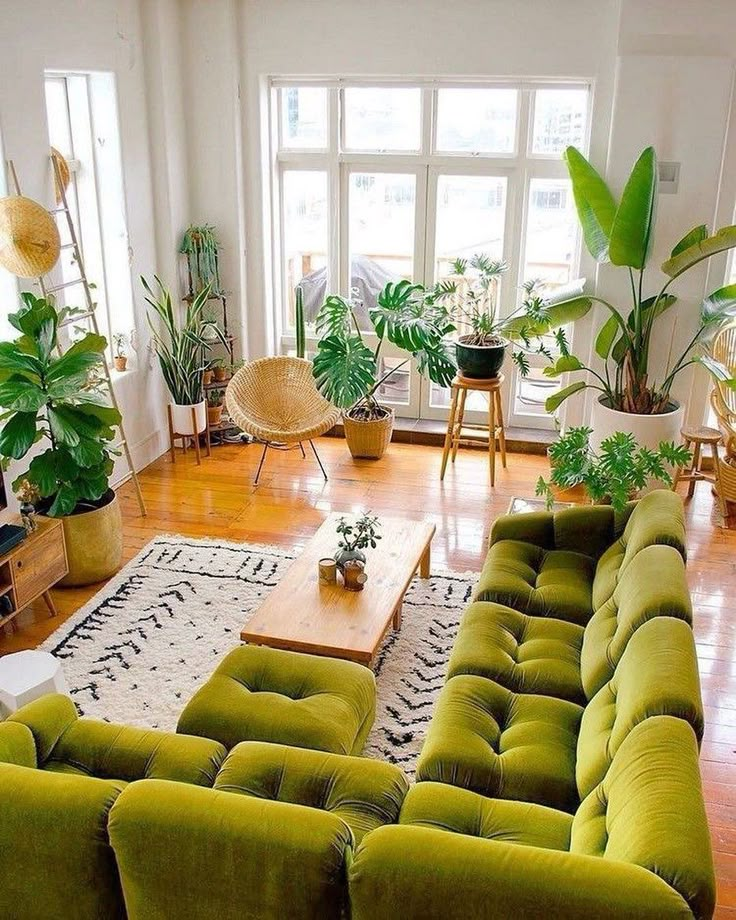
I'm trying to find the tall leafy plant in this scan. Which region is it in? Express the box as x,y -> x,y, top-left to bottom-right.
143,276 -> 226,406
0,293 -> 121,517
545,146 -> 736,415
312,281 -> 456,417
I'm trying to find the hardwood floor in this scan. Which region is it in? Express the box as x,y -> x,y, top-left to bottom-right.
2,435 -> 735,917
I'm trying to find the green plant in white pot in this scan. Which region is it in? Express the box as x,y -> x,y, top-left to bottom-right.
143,276 -> 226,437
543,146 -> 736,448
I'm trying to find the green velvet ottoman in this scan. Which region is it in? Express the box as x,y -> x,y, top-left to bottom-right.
177,644 -> 376,754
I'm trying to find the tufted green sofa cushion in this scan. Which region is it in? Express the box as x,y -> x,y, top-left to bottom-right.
447,602 -> 585,703
415,674 -> 583,812
0,720 -> 37,768
580,544 -> 692,699
400,781 -> 572,851
592,489 -> 686,609
214,740 -> 408,845
177,644 -> 376,754
475,540 -> 597,624
109,777 -> 354,920
571,716 -> 715,919
576,617 -> 704,798
9,693 -> 226,786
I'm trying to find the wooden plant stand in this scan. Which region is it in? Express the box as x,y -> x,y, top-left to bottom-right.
167,405 -> 212,465
0,518 -> 68,635
672,425 -> 727,517
441,373 -> 507,486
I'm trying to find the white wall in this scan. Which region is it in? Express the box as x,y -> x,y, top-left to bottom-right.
0,0 -> 171,491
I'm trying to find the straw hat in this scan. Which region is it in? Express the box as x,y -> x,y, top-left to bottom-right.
0,196 -> 60,278
51,147 -> 70,204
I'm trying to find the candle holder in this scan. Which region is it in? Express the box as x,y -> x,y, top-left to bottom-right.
318,557 -> 337,586
343,559 -> 368,592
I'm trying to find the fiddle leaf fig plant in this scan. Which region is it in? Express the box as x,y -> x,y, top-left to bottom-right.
0,292 -> 121,517
536,426 -> 691,512
544,146 -> 736,416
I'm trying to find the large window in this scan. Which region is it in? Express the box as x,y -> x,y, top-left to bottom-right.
271,81 -> 591,429
44,72 -> 133,359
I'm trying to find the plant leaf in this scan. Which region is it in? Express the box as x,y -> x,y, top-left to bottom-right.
609,147 -> 658,269
701,284 -> 736,325
0,376 -> 47,412
0,411 -> 38,459
543,355 -> 585,378
670,225 -> 708,259
48,483 -> 79,517
661,225 -> 736,279
312,335 -> 376,409
24,449 -> 58,495
544,380 -> 587,413
315,296 -> 353,338
595,314 -> 619,360
503,297 -> 592,338
564,147 -> 616,263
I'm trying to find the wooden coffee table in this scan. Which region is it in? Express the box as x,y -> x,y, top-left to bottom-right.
241,514 -> 435,667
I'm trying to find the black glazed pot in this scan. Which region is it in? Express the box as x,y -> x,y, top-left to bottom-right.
455,336 -> 507,379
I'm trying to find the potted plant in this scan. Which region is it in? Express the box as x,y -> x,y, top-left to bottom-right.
143,276 -> 226,437
207,389 -> 224,427
0,292 -> 124,585
444,255 -> 592,379
112,333 -> 128,371
180,224 -> 221,296
212,358 -> 228,383
312,282 -> 456,458
543,145 -> 736,449
203,364 -> 214,387
536,427 -> 691,512
334,512 -> 381,571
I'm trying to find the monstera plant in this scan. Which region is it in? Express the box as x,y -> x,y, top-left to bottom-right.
0,292 -> 124,585
544,146 -> 736,447
312,281 -> 456,458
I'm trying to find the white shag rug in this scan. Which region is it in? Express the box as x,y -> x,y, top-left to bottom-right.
42,536 -> 474,774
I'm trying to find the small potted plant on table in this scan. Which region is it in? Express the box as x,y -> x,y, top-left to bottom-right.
334,512 -> 382,571
536,427 -> 691,512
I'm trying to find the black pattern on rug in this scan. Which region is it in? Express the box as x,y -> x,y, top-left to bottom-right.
42,536 -> 474,774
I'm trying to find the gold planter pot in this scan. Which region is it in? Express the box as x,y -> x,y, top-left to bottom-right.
343,408 -> 394,460
56,491 -> 123,587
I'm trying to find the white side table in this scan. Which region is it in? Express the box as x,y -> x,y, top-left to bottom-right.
0,651 -> 69,719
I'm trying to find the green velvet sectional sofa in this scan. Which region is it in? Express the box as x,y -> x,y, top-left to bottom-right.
0,489 -> 716,919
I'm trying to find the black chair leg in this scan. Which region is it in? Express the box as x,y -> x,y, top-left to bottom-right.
309,440 -> 328,481
299,442 -> 306,459
254,441 -> 269,485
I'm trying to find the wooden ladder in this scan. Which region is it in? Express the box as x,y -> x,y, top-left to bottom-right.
7,157 -> 147,516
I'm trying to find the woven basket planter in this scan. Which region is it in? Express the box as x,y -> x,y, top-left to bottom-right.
719,455 -> 736,506
343,408 -> 394,459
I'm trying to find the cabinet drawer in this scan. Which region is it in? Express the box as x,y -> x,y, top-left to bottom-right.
13,526 -> 67,608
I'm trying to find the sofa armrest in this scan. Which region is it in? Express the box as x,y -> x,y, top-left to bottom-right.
349,826 -> 695,920
0,762 -> 125,918
0,721 -> 36,767
8,693 -> 78,764
108,779 -> 354,920
489,511 -> 555,549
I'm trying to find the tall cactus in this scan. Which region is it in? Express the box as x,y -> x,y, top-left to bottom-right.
295,285 -> 306,359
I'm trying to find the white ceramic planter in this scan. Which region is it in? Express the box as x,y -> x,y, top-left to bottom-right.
171,400 -> 207,436
590,396 -> 684,452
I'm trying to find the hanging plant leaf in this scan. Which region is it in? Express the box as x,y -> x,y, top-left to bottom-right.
661,225 -> 736,278
544,380 -> 587,413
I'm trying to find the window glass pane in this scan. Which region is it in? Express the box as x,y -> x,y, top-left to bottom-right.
436,89 -> 517,154
523,178 -> 578,285
283,170 -> 328,326
434,175 -> 507,281
532,88 -> 588,156
348,172 -> 416,327
344,88 -> 421,151
281,87 -> 328,149
513,367 -> 562,420
374,356 -> 410,406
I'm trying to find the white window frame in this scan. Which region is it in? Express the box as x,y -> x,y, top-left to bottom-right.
270,78 -> 593,430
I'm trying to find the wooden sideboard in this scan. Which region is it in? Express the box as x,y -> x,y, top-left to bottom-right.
0,518 -> 68,634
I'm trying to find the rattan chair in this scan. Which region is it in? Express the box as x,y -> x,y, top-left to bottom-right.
226,356 -> 340,484
710,322 -> 736,459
